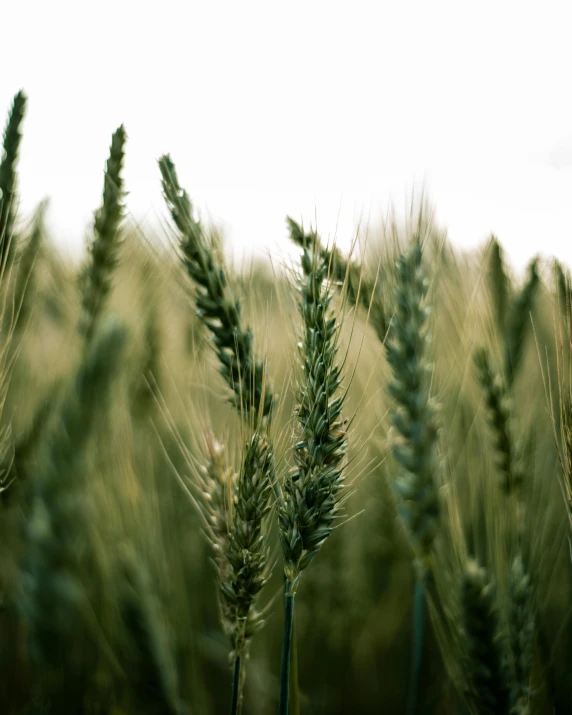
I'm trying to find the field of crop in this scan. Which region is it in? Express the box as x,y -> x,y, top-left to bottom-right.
1,90 -> 572,715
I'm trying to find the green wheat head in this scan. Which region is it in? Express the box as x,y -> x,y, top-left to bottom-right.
473,347 -> 523,496
385,237 -> 440,571
504,257 -> 539,389
279,220 -> 348,584
221,434 -> 274,655
0,89 -> 27,273
79,125 -> 127,342
508,555 -> 536,713
488,235 -> 511,336
159,154 -> 272,425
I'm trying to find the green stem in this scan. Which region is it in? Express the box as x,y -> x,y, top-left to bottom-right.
230,652 -> 242,715
279,580 -> 296,715
290,618 -> 300,715
407,576 -> 426,715
231,618 -> 247,715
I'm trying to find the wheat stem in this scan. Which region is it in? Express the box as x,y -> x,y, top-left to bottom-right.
407,575 -> 427,715
0,90 -> 27,274
79,125 -> 127,343
279,580 -> 296,715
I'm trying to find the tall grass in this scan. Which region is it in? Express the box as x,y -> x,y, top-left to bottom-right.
0,89 -> 571,714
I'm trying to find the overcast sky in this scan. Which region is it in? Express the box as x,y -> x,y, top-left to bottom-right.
3,0 -> 572,271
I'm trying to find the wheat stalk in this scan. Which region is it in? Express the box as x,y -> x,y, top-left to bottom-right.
79,125 -> 127,343
159,155 -> 273,425
385,237 -> 440,569
0,90 -> 27,275
487,235 -> 511,336
504,257 -> 539,390
474,347 -> 523,497
159,155 -> 277,712
383,235 -> 442,714
278,220 -> 349,715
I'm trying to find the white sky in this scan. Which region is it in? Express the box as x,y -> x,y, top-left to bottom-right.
3,0 -> 572,272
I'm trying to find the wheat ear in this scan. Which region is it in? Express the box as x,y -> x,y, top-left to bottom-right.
473,347 -> 523,497
278,222 -> 349,715
487,235 -> 510,335
224,434 -> 274,714
504,257 -> 539,389
384,236 -> 441,714
0,90 -> 27,275
159,154 -> 277,710
385,237 -> 440,568
199,432 -> 237,639
159,155 -> 273,425
79,125 -> 127,342
461,559 -> 512,715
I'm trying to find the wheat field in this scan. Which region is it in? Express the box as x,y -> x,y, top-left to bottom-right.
1,90 -> 572,715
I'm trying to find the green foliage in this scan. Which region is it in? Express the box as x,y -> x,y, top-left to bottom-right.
488,235 -> 511,335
